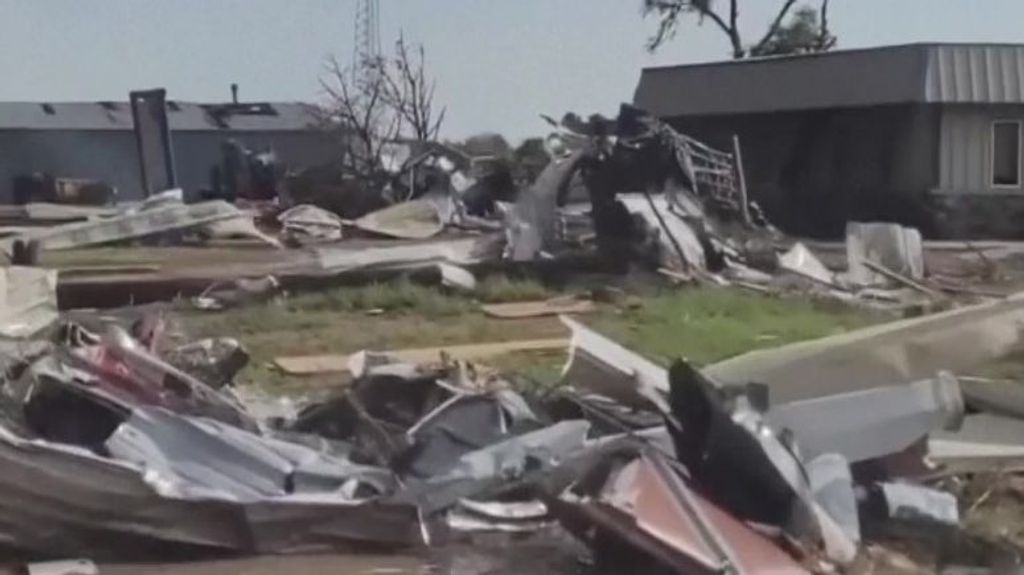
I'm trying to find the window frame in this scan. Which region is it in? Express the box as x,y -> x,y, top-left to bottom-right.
990,119 -> 1022,189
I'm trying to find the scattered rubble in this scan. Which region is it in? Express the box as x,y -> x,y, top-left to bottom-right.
5,99 -> 1024,574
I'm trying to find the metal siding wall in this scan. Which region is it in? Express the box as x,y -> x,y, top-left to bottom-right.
928,45 -> 1024,104
668,104 -> 938,237
0,129 -> 340,203
0,130 -> 142,202
939,105 -> 1024,194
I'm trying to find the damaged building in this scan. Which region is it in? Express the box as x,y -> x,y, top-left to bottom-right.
0,97 -> 337,203
634,43 -> 1024,239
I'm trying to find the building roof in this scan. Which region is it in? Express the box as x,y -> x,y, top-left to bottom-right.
634,43 -> 1024,117
0,100 -> 321,131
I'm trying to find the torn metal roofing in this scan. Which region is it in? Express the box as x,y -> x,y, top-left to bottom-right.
634,43 -> 1024,117
0,101 -> 320,132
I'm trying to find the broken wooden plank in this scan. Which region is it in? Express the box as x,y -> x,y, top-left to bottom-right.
481,298 -> 595,319
57,264 -> 162,277
863,260 -> 943,300
274,338 -> 568,376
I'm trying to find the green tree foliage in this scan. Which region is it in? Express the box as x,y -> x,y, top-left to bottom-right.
643,0 -> 835,58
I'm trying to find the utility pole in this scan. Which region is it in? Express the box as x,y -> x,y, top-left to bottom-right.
353,0 -> 381,83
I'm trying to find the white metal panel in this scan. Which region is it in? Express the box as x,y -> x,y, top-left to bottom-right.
939,106 -> 1024,193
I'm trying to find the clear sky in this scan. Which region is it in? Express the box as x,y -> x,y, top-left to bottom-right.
2,0 -> 1024,141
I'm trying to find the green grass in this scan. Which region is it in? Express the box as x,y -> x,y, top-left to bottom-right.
475,275 -> 552,303
181,283 -> 877,392
283,279 -> 476,318
591,286 -> 875,368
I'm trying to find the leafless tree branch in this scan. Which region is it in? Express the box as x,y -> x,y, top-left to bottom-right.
815,0 -> 837,51
751,0 -> 798,54
316,34 -> 446,187
644,0 -> 743,57
645,0 -> 834,58
381,34 -> 446,141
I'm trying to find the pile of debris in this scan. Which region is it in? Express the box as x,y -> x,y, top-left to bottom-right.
4,97 -> 1017,322
3,283 -> 1024,572
0,103 -> 794,316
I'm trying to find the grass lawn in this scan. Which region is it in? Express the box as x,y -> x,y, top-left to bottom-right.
180,277 -> 878,392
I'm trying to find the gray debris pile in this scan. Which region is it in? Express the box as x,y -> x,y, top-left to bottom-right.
2,188 -> 280,259
503,104 -> 772,278
0,289 -> 1021,572
279,104 -> 779,286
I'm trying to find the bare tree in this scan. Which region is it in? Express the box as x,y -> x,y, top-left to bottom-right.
316,34 -> 446,185
317,55 -> 401,186
643,0 -> 834,57
381,35 -> 446,141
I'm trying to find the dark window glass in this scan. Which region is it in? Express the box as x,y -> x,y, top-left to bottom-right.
993,122 -> 1020,186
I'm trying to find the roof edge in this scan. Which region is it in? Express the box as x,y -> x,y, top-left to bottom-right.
639,42 -> 1024,74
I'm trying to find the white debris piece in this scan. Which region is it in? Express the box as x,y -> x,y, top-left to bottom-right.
278,204 -> 344,242
0,266 -> 57,339
780,242 -> 834,285
437,263 -> 477,292
846,222 -> 924,286
5,197 -> 246,252
25,559 -> 99,575
619,193 -> 706,272
352,197 -> 448,240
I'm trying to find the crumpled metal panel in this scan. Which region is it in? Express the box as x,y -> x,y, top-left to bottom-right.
352,197 -> 448,240
67,325 -> 255,429
553,451 -> 811,575
9,199 -> 244,252
0,266 -> 57,339
665,360 -> 857,564
504,150 -> 586,261
392,420 -> 591,514
0,413 -> 418,557
313,234 -> 504,276
278,204 -> 344,242
560,316 -> 670,411
618,194 -> 706,272
705,290 -> 1024,403
402,394 -> 509,478
766,372 -> 964,463
106,406 -> 395,500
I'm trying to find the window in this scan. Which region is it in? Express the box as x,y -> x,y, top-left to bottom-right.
992,121 -> 1021,187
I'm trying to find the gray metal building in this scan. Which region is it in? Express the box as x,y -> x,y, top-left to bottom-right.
634,43 -> 1024,238
0,100 -> 339,203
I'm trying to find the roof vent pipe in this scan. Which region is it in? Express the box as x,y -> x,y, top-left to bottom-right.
231,83 -> 238,104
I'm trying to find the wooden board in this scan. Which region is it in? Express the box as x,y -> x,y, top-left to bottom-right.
274,338 -> 569,376
481,299 -> 595,319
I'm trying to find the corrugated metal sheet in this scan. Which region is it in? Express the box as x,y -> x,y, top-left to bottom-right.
936,105 -> 1024,194
635,43 -> 1024,117
0,101 -> 319,132
939,107 -> 989,192
926,45 -> 1024,103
